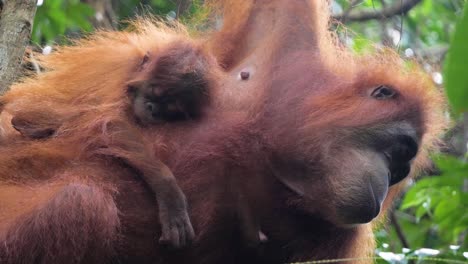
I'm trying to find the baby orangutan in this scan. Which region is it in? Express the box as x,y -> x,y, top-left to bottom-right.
127,48 -> 210,125
9,43 -> 214,249
7,41 -> 267,249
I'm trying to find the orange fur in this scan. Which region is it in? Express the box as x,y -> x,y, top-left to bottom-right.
0,1 -> 447,263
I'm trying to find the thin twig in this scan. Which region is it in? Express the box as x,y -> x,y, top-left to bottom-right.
176,0 -> 192,18
334,0 -> 421,22
83,0 -> 117,30
340,0 -> 362,23
390,210 -> 415,264
390,211 -> 410,249
28,48 -> 41,75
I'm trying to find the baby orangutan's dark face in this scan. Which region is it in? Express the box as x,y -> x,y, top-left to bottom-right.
127,71 -> 209,125
127,43 -> 214,125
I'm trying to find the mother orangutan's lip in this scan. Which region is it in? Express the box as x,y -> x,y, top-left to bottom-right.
371,206 -> 380,220
369,181 -> 381,219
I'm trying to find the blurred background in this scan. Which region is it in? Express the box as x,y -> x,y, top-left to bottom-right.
2,0 -> 468,263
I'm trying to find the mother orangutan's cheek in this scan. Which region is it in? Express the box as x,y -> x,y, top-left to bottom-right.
330,149 -> 390,225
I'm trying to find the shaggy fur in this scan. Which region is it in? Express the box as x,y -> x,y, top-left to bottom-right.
0,0 -> 446,263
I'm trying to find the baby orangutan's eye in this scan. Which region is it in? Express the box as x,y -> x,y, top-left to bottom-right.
371,85 -> 396,100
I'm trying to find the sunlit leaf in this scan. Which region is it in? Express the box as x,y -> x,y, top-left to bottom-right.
444,3 -> 468,114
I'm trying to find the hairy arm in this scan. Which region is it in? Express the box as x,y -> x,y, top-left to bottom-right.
93,119 -> 195,248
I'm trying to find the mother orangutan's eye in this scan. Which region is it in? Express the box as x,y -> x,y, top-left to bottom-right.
371,85 -> 396,100
145,102 -> 156,113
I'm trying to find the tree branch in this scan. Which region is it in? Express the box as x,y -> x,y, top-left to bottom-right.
0,0 -> 37,95
83,0 -> 117,30
390,211 -> 417,264
339,0 -> 363,23
176,0 -> 192,18
419,45 -> 449,60
390,211 -> 410,249
334,0 -> 422,23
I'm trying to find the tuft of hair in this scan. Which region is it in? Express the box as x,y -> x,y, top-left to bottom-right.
1,18 -> 197,132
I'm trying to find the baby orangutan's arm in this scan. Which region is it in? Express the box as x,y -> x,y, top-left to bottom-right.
87,120 -> 195,248
10,108 -> 195,248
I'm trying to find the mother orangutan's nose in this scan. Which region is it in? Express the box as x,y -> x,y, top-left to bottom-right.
389,135 -> 418,163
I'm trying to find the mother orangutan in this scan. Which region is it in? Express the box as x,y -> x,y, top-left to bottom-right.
0,0 -> 446,263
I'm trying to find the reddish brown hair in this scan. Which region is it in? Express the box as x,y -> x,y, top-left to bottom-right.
0,1 -> 447,263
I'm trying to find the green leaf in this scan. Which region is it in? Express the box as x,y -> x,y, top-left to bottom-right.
415,205 -> 429,222
433,154 -> 468,171
444,3 -> 468,114
434,199 -> 459,222
401,190 -> 427,210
